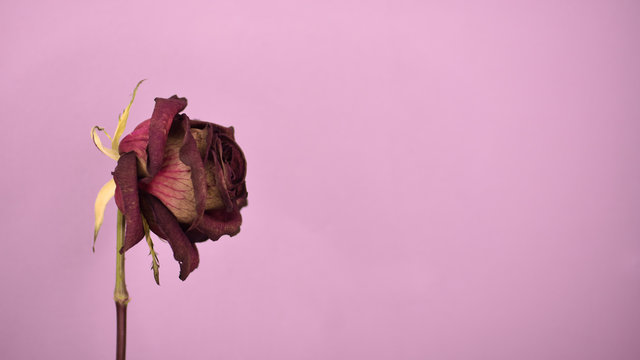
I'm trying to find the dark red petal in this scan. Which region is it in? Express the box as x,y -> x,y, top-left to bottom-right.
114,183 -> 124,213
141,193 -> 200,280
177,114 -> 207,230
147,96 -> 187,178
118,120 -> 151,176
196,208 -> 243,241
140,135 -> 200,223
234,183 -> 248,209
220,134 -> 247,189
118,119 -> 150,159
211,138 -> 234,211
185,229 -> 208,243
189,120 -> 235,139
112,152 -> 144,253
139,195 -> 166,240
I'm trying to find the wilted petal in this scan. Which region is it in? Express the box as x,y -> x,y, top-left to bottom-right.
119,119 -> 150,175
113,152 -> 144,252
147,96 -> 187,177
140,135 -> 198,223
235,183 -> 248,209
210,138 -> 234,211
220,134 -> 247,192
178,114 -> 208,229
140,194 -> 200,280
185,229 -> 208,243
189,120 -> 235,139
196,208 -> 243,241
200,124 -> 225,211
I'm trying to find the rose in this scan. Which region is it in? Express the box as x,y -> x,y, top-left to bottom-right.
112,95 -> 247,280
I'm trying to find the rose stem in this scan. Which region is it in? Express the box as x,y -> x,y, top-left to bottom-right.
114,210 -> 130,360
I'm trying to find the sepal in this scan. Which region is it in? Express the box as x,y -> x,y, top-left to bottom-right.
112,79 -> 145,151
142,216 -> 161,285
93,178 -> 116,251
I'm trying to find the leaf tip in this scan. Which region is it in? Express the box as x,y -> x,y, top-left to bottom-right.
92,228 -> 98,252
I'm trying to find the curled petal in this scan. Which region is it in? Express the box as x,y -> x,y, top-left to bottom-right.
141,194 -> 200,280
147,96 -> 187,177
113,152 -> 144,253
211,138 -> 234,211
140,134 -> 198,224
220,134 -> 247,191
190,120 -> 235,139
196,208 -> 243,242
208,133 -> 248,212
185,229 -> 208,243
119,119 -> 150,176
93,178 -> 116,251
235,183 -> 248,209
178,114 -> 208,229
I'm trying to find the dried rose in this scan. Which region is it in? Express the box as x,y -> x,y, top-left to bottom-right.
93,84 -> 247,281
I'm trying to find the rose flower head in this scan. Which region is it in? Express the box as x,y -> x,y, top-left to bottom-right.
93,82 -> 247,281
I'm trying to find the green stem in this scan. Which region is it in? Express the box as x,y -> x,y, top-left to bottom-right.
114,210 -> 129,360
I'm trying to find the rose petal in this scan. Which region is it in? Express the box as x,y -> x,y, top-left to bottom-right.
196,208 -> 243,241
211,138 -> 234,211
113,152 -> 144,253
189,120 -> 235,139
185,229 -> 208,243
147,96 -> 187,177
177,114 -> 208,230
140,193 -> 200,280
140,134 -> 198,224
220,134 -> 247,190
118,119 -> 150,175
114,182 -> 123,212
139,197 -> 166,240
201,124 -> 226,211
235,183 -> 248,209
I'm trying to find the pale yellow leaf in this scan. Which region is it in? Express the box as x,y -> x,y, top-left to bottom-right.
91,126 -> 119,161
93,178 -> 116,251
112,79 -> 145,151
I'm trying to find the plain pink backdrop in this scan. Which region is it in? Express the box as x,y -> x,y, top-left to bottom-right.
1,0 -> 640,359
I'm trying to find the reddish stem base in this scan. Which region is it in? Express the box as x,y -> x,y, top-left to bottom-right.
116,302 -> 127,360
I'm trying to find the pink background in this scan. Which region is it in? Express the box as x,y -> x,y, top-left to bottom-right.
1,0 -> 640,359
